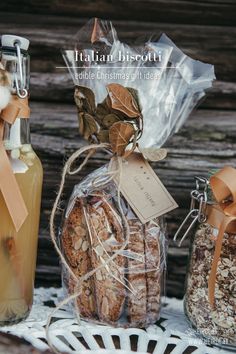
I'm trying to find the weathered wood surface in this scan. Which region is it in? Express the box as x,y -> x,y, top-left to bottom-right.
0,0 -> 236,26
0,12 -> 235,82
29,74 -> 236,110
0,3 -> 235,298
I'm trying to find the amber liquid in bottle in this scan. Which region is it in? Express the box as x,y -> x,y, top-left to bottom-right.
0,35 -> 43,325
0,120 -> 43,324
0,149 -> 42,324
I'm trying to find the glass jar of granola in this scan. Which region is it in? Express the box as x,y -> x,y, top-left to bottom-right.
182,168 -> 236,349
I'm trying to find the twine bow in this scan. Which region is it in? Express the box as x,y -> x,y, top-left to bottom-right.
0,95 -> 29,231
207,166 -> 236,306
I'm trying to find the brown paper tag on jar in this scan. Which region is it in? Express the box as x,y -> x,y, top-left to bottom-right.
110,152 -> 178,224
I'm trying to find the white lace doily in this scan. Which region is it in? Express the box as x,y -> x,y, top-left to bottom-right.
0,288 -> 232,354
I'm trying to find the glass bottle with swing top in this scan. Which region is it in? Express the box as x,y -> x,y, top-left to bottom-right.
0,35 -> 43,325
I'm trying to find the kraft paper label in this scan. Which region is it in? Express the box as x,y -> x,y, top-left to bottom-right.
111,153 -> 178,224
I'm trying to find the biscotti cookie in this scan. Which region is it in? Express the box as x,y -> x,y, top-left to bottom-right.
68,266 -> 96,319
127,218 -> 147,327
144,220 -> 161,323
61,198 -> 96,318
86,192 -> 126,324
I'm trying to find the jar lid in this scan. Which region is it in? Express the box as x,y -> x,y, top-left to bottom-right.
1,35 -> 29,51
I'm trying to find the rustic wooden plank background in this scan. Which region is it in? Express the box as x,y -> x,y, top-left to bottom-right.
0,1 -> 235,298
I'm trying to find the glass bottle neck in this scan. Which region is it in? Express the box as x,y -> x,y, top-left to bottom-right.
0,49 -> 30,95
3,118 -> 31,150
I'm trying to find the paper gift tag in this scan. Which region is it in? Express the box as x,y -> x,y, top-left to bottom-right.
111,152 -> 178,224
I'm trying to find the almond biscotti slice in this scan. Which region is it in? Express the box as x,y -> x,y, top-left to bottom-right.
61,198 -> 97,318
144,220 -> 162,323
85,192 -> 126,324
127,218 -> 147,327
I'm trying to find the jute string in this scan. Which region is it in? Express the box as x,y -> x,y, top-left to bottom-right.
46,143 -> 131,353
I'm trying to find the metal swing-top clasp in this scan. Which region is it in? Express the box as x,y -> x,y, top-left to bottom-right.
1,35 -> 29,98
14,40 -> 28,98
173,176 -> 209,247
